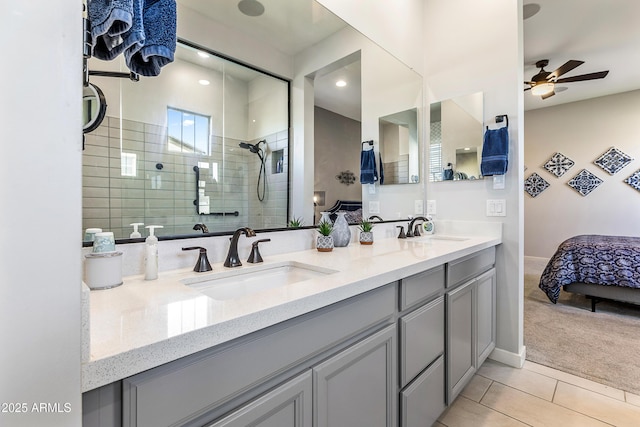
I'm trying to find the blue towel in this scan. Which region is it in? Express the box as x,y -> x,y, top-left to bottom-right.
379,152 -> 384,185
360,149 -> 378,184
89,0 -> 144,61
125,0 -> 176,76
480,126 -> 509,176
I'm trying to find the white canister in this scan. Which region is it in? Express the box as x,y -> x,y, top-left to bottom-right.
84,251 -> 123,290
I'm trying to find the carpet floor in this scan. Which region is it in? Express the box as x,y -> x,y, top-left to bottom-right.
524,273 -> 640,395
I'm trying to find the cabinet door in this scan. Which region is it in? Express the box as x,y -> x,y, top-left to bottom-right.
400,355 -> 445,427
476,268 -> 496,366
313,325 -> 397,427
446,279 -> 476,404
206,371 -> 312,427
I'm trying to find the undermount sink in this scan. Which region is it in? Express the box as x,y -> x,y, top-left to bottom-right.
413,235 -> 470,242
181,261 -> 338,300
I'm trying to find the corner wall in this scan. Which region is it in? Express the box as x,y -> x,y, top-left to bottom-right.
424,0 -> 525,365
0,1 -> 82,425
525,90 -> 640,257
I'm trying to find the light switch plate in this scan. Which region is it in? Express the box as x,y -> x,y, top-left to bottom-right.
486,199 -> 506,216
426,200 -> 437,215
414,199 -> 424,215
369,201 -> 380,214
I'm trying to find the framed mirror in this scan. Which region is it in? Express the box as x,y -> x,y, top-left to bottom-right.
429,92 -> 483,182
82,0 -> 423,243
378,108 -> 419,184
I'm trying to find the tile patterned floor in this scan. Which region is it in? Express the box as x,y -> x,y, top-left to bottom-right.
437,359 -> 640,427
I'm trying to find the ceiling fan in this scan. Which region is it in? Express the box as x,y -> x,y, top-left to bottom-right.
524,59 -> 609,99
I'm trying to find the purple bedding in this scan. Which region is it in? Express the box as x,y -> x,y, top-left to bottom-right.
539,235 -> 640,303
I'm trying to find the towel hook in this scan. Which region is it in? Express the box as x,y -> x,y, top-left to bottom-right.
487,114 -> 509,130
361,140 -> 374,149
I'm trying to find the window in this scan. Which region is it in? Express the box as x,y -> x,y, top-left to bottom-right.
121,152 -> 137,177
429,121 -> 442,182
167,107 -> 211,155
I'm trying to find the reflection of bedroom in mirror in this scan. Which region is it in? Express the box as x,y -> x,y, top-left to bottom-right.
312,52 -> 362,224
430,92 -> 483,182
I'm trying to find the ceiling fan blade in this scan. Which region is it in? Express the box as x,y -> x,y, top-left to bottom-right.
541,91 -> 555,100
524,87 -> 531,92
549,60 -> 584,79
555,70 -> 609,83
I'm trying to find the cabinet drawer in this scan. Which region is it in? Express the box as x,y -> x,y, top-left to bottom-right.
399,296 -> 444,388
400,355 -> 445,427
447,247 -> 495,289
399,265 -> 445,311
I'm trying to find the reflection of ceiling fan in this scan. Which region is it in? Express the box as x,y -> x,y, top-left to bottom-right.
524,59 -> 609,99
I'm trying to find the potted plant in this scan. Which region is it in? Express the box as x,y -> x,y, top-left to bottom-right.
359,220 -> 374,245
288,217 -> 304,228
316,221 -> 334,252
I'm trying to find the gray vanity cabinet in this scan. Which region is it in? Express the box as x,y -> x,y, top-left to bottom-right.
445,248 -> 496,404
313,325 -> 397,427
397,266 -> 446,427
205,371 -> 312,427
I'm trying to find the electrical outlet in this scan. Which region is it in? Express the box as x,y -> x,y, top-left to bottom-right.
493,175 -> 505,190
369,201 -> 380,214
414,199 -> 424,215
426,200 -> 437,215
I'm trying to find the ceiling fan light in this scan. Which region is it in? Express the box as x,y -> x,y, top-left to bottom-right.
531,82 -> 554,96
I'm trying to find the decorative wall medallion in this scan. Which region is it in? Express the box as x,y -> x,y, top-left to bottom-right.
594,147 -> 633,175
524,172 -> 550,198
624,170 -> 640,192
543,152 -> 574,177
335,170 -> 356,185
567,169 -> 603,196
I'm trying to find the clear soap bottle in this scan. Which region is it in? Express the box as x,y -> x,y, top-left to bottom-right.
144,225 -> 163,280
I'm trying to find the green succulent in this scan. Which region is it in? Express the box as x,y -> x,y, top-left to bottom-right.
359,220 -> 374,232
317,221 -> 333,236
288,217 -> 304,228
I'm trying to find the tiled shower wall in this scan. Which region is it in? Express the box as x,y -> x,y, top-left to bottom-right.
83,116 -> 288,240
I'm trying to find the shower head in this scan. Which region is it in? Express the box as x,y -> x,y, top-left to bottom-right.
238,140 -> 265,155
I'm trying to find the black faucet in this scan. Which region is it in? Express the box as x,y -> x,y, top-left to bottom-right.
193,223 -> 209,233
224,227 -> 256,267
182,246 -> 213,272
368,215 -> 384,221
406,216 -> 428,237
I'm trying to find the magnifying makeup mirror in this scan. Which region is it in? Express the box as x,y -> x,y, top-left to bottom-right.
82,82 -> 107,133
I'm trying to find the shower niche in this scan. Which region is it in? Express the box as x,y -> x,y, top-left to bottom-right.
272,149 -> 285,174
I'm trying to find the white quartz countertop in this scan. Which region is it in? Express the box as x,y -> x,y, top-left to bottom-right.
82,233 -> 501,392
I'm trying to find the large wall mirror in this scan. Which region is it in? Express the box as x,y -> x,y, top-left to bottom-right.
429,92 -> 484,182
83,0 -> 423,242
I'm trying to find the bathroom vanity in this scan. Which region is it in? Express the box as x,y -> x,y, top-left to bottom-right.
82,233 -> 499,427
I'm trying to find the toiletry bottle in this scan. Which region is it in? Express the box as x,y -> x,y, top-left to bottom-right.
423,216 -> 435,235
144,225 -> 163,280
130,223 -> 144,238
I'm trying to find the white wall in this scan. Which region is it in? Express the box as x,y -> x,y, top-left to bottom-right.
525,90 -> 640,257
0,1 -> 82,426
424,0 -> 525,365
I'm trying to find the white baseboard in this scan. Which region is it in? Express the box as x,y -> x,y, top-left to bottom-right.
489,345 -> 526,368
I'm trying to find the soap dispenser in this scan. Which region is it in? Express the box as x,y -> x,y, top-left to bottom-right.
144,225 -> 163,280
422,216 -> 435,235
130,223 -> 144,238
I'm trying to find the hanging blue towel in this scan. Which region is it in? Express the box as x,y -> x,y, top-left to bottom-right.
379,152 -> 385,185
480,126 -> 509,176
89,0 -> 140,61
125,0 -> 177,76
360,149 -> 378,184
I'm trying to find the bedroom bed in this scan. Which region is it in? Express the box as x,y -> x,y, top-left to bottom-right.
539,235 -> 640,312
326,200 -> 363,223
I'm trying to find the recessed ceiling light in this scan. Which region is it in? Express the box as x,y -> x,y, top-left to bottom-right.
197,51 -> 210,59
335,80 -> 347,87
238,0 -> 264,17
198,79 -> 210,86
523,3 -> 541,20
